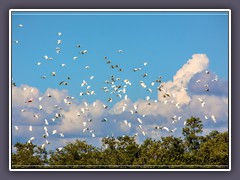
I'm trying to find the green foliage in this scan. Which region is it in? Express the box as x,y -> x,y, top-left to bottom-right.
11,117 -> 229,169
12,142 -> 47,168
182,116 -> 203,153
48,140 -> 101,167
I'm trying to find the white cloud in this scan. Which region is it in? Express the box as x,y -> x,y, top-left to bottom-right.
158,54 -> 209,105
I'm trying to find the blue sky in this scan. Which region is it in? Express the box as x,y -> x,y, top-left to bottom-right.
11,10 -> 229,150
12,11 -> 229,102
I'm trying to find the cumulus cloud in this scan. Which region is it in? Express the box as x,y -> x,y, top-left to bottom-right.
158,54 -> 209,104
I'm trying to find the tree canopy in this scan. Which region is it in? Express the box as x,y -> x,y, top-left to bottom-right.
11,117 -> 229,169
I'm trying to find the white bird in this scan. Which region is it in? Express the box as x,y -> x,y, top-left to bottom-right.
83,122 -> 87,127
41,144 -> 46,149
212,75 -> 218,82
170,128 -> 177,133
103,104 -> 108,109
84,102 -> 88,107
43,132 -> 49,138
204,115 -> 209,120
44,126 -> 48,132
39,105 -> 43,110
163,127 -> 169,132
123,79 -> 132,86
90,76 -> 94,80
138,124 -> 142,129
124,95 -> 128,100
92,133 -> 96,138
21,109 -> 26,112
18,24 -> 23,27
79,92 -> 84,96
140,81 -> 147,88
58,32 -> 62,36
85,66 -> 90,69
38,97 -> 43,101
147,88 -> 152,93
133,104 -> 137,111
52,130 -> 57,135
198,97 -> 203,102
61,64 -> 66,67
80,50 -> 88,54
59,133 -> 64,137
128,123 -> 131,128
41,76 -> 47,79
211,115 -> 216,123
83,128 -> 89,132
151,82 -> 155,86
205,70 -> 210,74
29,137 -> 35,142
123,120 -> 128,126
137,118 -> 142,124
142,131 -> 146,136
133,68 -> 141,72
118,50 -> 123,53
143,62 -> 148,66
14,40 -> 19,44
73,56 -> 78,60
81,108 -> 85,114
81,80 -> 87,87
46,140 -> 50,144
37,62 -> 41,66
196,79 -> 201,83
33,114 -> 39,119
176,103 -> 180,109
117,94 -> 122,98
55,113 -> 61,118
58,147 -> 63,151
14,126 -> 19,131
146,96 -> 150,101
52,72 -> 56,76
57,40 -> 62,44
102,118 -> 108,122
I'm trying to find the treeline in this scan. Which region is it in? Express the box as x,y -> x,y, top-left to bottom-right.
11,117 -> 229,169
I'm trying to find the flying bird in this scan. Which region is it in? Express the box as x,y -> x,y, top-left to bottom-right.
211,115 -> 216,123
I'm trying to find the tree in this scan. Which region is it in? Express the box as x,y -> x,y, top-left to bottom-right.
182,116 -> 203,153
12,142 -> 47,168
101,136 -> 139,167
48,139 -> 101,168
160,136 -> 184,165
197,131 -> 229,165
